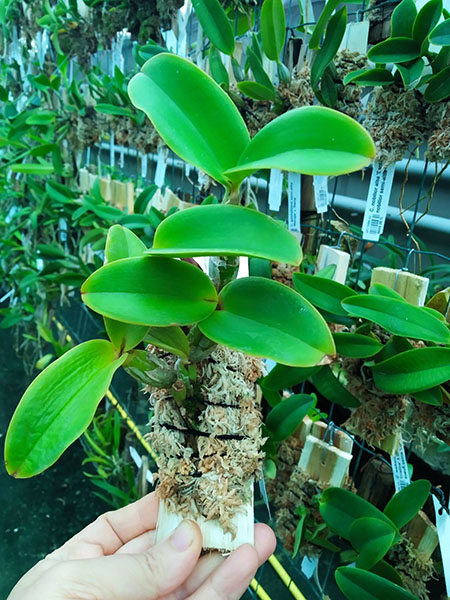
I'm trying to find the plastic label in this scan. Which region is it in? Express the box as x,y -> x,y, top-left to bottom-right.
154,146 -> 169,188
288,172 -> 301,234
268,169 -> 283,211
433,495 -> 450,597
313,175 -> 329,213
390,438 -> 410,492
301,555 -> 318,579
339,21 -> 370,54
362,161 -> 396,241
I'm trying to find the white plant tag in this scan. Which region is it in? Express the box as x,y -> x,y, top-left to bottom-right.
301,555 -> 318,579
362,161 -> 396,241
313,175 -> 329,213
141,154 -> 148,179
154,146 -> 168,187
390,438 -> 410,492
339,21 -> 370,54
268,169 -> 283,211
258,479 -> 272,519
288,172 -> 301,235
433,495 -> 450,597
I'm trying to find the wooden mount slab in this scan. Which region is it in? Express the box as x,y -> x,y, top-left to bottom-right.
316,244 -> 350,284
407,510 -> 439,561
370,267 -> 429,306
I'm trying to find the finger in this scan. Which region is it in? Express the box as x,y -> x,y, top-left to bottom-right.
159,551 -> 225,600
116,529 -> 156,554
253,523 -> 277,563
50,493 -> 159,560
187,544 -> 260,600
54,519 -> 202,600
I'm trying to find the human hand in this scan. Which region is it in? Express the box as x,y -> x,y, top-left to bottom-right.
8,492 -> 276,600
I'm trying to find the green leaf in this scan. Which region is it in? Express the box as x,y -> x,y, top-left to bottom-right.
261,364 -> 321,390
424,65 -> 450,101
292,511 -> 307,558
192,0 -> 234,55
309,0 -> 339,49
341,295 -> 450,344
4,340 -> 126,478
134,185 -> 158,214
81,256 -> 218,327
350,517 -> 396,569
237,80 -> 276,101
413,386 -> 443,405
369,561 -> 403,587
396,58 -> 425,86
260,0 -> 286,61
144,326 -> 190,361
128,54 -> 249,186
199,277 -> 335,366
293,273 -> 355,316
225,106 -> 376,179
25,110 -> 56,124
95,103 -> 134,118
312,365 -> 360,408
209,46 -> 229,88
343,68 -> 395,86
320,487 -> 395,541
336,566 -> 419,600
311,7 -> 347,89
36,244 -> 66,259
104,317 -> 148,353
105,224 -> 147,263
391,0 -> 417,37
146,205 -> 302,265
333,333 -> 382,358
432,46 -> 450,72
412,0 -> 443,44
368,37 -> 422,64
384,480 -> 431,529
246,46 -> 276,90
10,162 -> 54,175
430,18 -> 450,45
266,393 -> 316,440
369,283 -> 406,301
371,347 -> 450,394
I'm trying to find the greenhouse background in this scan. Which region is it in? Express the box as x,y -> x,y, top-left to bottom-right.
1,0 -> 449,598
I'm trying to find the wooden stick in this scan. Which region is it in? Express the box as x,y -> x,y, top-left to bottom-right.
156,486 -> 254,553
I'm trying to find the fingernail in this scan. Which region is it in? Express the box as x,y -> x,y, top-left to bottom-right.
169,520 -> 195,552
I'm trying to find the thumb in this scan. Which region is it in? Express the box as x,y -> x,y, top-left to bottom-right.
54,520 -> 203,600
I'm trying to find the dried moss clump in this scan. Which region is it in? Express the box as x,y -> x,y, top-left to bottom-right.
387,533 -> 435,600
271,262 -> 300,287
410,401 -> 450,446
364,85 -> 428,165
342,357 -> 410,446
335,50 -> 368,120
426,101 -> 450,163
266,435 -> 303,500
238,95 -> 276,138
278,65 -> 314,110
147,346 -> 264,535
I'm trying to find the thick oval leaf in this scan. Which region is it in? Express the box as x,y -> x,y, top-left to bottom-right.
105,224 -> 147,263
371,347 -> 450,393
319,487 -> 394,541
430,18 -> 450,45
370,561 -> 404,587
391,0 -> 417,37
144,326 -> 190,361
413,386 -> 443,405
333,333 -> 382,358
396,58 -> 425,87
341,295 -> 450,344
424,65 -> 450,101
192,0 -> 234,55
369,283 -> 406,301
81,256 -> 218,327
225,106 -> 375,179
293,273 -> 355,316
350,517 -> 396,569
237,80 -> 277,101
209,46 -> 229,88
309,0 -> 339,49
266,393 -> 316,441
336,566 -> 418,600
95,103 -> 134,118
10,162 -> 54,175
368,37 -> 421,64
383,480 -> 431,529
4,340 -> 126,478
260,0 -> 286,61
412,0 -> 443,44
198,277 -> 335,366
262,364 -> 321,391
128,54 -> 249,185
311,365 -> 361,408
146,205 -> 302,265
343,68 -> 395,86
311,6 -> 347,89
104,317 -> 148,353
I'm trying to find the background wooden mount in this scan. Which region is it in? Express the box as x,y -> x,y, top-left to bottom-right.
358,456 -> 394,511
370,266 -> 429,306
316,244 -> 350,284
406,510 -> 439,561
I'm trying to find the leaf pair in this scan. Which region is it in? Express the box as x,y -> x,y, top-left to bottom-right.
128,54 -> 375,189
